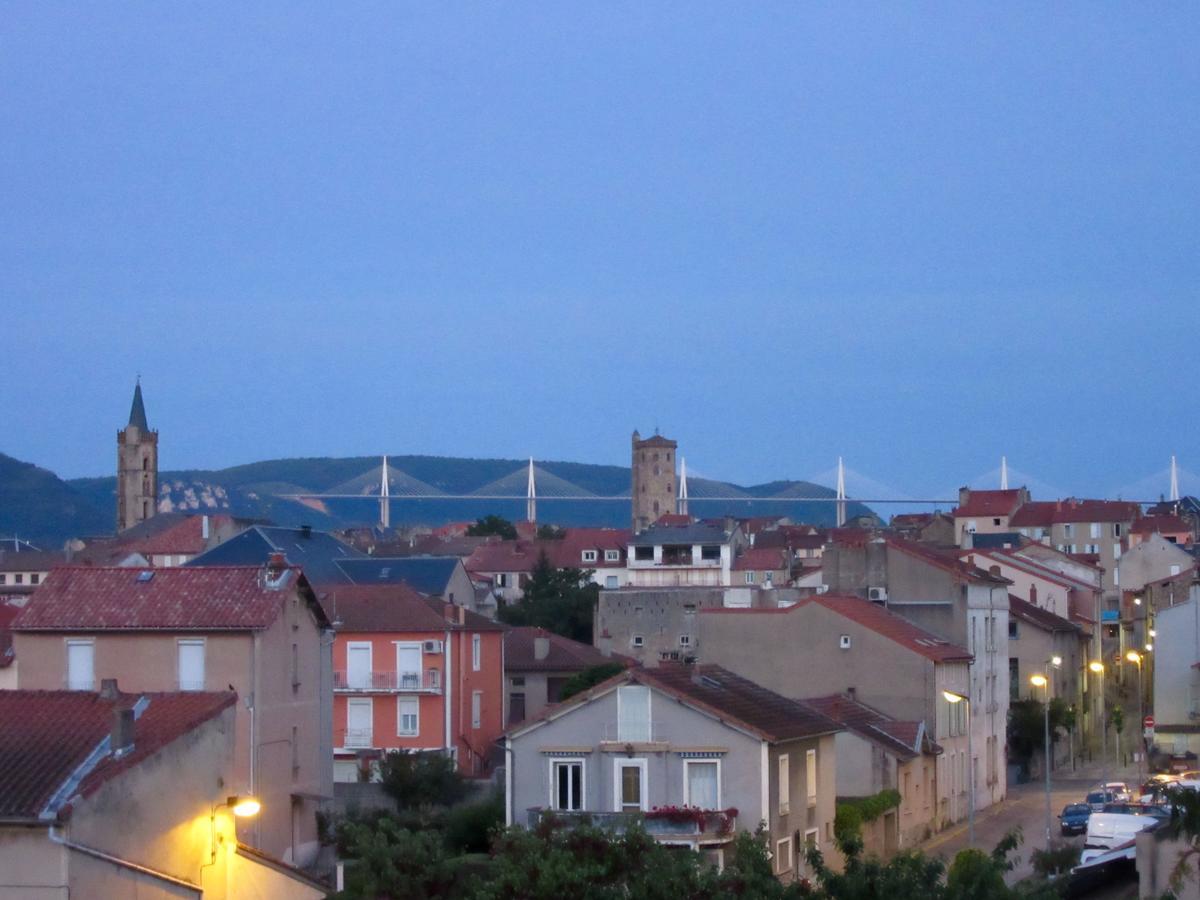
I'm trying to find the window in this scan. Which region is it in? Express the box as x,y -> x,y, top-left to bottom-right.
510,676 -> 525,687
582,550 -> 598,563
291,725 -> 299,775
472,634 -> 482,671
685,760 -> 720,808
993,518 -> 1001,526
496,573 -> 509,588
347,642 -> 372,689
1085,544 -> 1099,554
744,572 -> 756,584
177,640 -> 205,691
806,749 -> 817,806
1114,523 -> 1123,537
0,574 -> 5,584
508,693 -> 526,724
1113,543 -> 1121,559
1008,619 -> 1018,639
634,546 -> 653,561
66,639 -> 94,691
471,690 -> 482,729
14,573 -> 23,585
631,635 -> 644,648
604,549 -> 620,562
701,545 -> 720,561
552,759 -> 584,810
802,829 -> 819,874
346,698 -> 373,748
398,698 -> 419,736
1064,524 -> 1075,538
291,642 -> 300,690
1009,658 -> 1019,699
606,575 -> 619,589
679,634 -> 692,647
30,573 -> 39,585
547,677 -> 568,702
775,837 -> 793,874
1171,564 -> 1181,576
614,759 -> 647,811
397,643 -> 421,689
778,754 -> 790,815
1090,522 -> 1101,539
617,685 -> 651,741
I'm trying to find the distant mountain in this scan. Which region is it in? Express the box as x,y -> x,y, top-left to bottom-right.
3,452 -> 873,543
0,453 -> 112,547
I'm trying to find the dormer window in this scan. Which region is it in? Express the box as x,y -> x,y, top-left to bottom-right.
604,549 -> 620,562
582,550 -> 598,563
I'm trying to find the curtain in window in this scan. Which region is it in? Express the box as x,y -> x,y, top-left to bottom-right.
687,762 -> 718,809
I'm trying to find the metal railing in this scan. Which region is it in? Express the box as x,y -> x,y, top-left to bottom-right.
527,808 -> 736,838
334,669 -> 441,692
343,729 -> 374,749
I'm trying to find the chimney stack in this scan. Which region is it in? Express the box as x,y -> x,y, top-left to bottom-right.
533,636 -> 550,661
99,678 -> 120,700
111,706 -> 135,757
266,552 -> 287,582
300,524 -> 313,539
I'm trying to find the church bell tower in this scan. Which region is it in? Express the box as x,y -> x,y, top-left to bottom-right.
116,380 -> 158,532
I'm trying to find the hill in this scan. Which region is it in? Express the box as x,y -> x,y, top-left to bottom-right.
4,452 -> 873,543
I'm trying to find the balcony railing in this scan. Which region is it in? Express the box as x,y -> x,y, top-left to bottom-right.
527,808 -> 736,841
334,669 -> 442,692
343,728 -> 374,749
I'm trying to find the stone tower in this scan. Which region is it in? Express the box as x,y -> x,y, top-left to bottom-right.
631,430 -> 677,532
116,381 -> 158,532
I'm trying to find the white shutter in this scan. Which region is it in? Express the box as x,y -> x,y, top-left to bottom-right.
346,699 -> 373,748
67,641 -> 94,691
178,641 -> 205,691
397,644 -> 421,688
347,643 -> 372,688
617,686 -> 650,741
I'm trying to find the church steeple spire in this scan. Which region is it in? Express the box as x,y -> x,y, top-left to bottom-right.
128,379 -> 149,431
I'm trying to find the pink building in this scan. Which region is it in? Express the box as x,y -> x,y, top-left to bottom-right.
324,584 -> 506,779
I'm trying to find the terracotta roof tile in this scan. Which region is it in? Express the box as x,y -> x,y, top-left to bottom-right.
952,490 -> 1026,519
1008,594 -> 1079,632
0,689 -> 235,820
12,566 -> 327,631
504,627 -> 634,672
323,583 -> 504,633
802,693 -> 925,760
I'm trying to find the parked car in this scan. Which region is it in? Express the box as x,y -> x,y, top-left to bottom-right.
1099,802 -> 1170,819
1104,782 -> 1132,801
1059,803 -> 1091,836
1084,811 -> 1161,850
1086,789 -> 1118,811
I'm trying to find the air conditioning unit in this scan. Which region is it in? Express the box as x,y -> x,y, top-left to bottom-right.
422,640 -> 444,654
868,587 -> 888,603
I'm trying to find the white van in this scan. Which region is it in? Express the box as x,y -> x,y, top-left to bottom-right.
1084,812 -> 1159,850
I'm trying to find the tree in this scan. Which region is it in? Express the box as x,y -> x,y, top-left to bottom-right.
1007,698 -> 1072,767
559,662 -> 628,701
496,551 -> 598,643
331,819 -> 458,900
378,750 -> 468,810
536,524 -> 566,539
467,515 -> 518,539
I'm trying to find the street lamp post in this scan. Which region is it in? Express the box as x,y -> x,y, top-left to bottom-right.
1127,650 -> 1144,777
1031,672 -> 1053,844
944,688 -> 973,846
1090,660 -> 1106,781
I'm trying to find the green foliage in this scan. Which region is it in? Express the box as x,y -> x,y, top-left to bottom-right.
467,515 -> 518,539
378,750 -> 468,810
559,663 -> 628,701
330,818 -> 457,900
1030,841 -> 1079,878
536,524 -> 566,539
1110,705 -> 1125,735
496,551 -> 599,643
834,789 -> 902,844
1007,699 -> 1072,764
444,791 -> 505,855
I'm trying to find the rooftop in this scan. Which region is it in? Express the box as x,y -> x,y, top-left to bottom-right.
802,693 -> 934,760
952,489 -> 1026,519
336,556 -> 463,594
13,565 -> 328,631
0,689 -> 235,821
1008,594 -> 1080,633
323,583 -> 503,633
505,626 -> 633,672
629,522 -> 734,547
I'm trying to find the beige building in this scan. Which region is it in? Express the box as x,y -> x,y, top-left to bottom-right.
0,686 -> 324,899
952,488 -> 1030,545
698,593 -> 978,828
12,562 -> 333,866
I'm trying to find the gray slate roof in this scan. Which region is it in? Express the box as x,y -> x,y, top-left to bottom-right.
186,525 -> 362,586
628,523 -> 733,547
336,556 -> 461,596
128,382 -> 149,431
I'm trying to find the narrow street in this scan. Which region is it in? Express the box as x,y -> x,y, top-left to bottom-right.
916,758 -> 1145,889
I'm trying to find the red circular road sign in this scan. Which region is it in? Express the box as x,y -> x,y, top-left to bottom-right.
1144,715 -> 1155,728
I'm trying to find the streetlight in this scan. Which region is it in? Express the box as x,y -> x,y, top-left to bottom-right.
1031,673 -> 1053,844
1089,660 -> 1106,771
1127,650 -> 1145,776
209,795 -> 261,864
943,688 -> 973,846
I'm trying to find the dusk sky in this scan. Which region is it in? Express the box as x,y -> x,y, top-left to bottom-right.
4,5 -> 1197,501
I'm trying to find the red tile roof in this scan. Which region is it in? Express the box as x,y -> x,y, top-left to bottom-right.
802,693 -> 931,760
1133,515 -> 1193,536
13,566 -> 327,631
323,584 -> 504,633
0,689 -> 236,820
952,490 -> 1025,519
504,627 -> 634,672
732,547 -> 790,571
1010,499 -> 1142,527
121,514 -> 234,556
887,537 -> 1009,584
464,540 -> 541,575
702,593 -> 972,663
1008,594 -> 1079,633
511,664 -> 842,744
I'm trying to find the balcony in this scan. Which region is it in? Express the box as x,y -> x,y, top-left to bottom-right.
334,669 -> 442,693
526,808 -> 737,843
343,728 -> 374,749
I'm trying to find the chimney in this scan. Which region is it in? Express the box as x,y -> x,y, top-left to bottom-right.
111,706 -> 135,757
266,552 -> 287,582
99,678 -> 120,700
847,686 -> 857,702
300,524 -> 313,539
533,636 -> 550,661
202,515 -> 210,540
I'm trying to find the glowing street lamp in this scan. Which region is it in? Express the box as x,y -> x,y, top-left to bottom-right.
1031,673 -> 1052,843
210,795 -> 261,864
1127,651 -> 1146,778
943,689 -> 973,845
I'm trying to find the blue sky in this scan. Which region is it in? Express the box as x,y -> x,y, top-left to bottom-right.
3,4 -> 1197,500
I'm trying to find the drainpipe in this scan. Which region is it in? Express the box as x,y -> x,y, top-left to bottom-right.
505,737 -> 514,826
444,630 -> 453,756
250,630 -> 261,848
